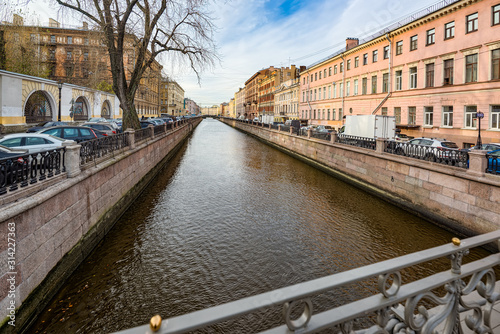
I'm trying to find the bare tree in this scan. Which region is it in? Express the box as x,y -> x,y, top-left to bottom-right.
55,0 -> 217,129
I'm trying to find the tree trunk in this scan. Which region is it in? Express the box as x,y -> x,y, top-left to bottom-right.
121,97 -> 141,130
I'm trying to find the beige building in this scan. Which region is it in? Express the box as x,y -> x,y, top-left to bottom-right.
275,78 -> 300,119
235,87 -> 245,118
160,78 -> 185,117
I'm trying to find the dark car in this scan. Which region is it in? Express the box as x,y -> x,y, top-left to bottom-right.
140,121 -> 156,128
26,121 -> 68,133
37,126 -> 100,143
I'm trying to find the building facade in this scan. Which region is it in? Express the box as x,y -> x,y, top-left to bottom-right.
160,78 -> 185,117
299,0 -> 500,147
275,78 -> 300,120
235,87 -> 245,118
184,98 -> 200,115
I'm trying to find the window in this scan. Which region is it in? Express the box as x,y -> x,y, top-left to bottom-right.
492,49 -> 500,80
328,85 -> 331,98
371,75 -> 377,94
314,89 -> 317,100
334,65 -> 337,74
333,83 -> 337,98
424,107 -> 433,126
329,67 -> 332,76
395,70 -> 402,90
465,106 -> 477,128
347,59 -> 351,70
84,38 -> 89,45
303,78 -> 306,85
382,73 -> 389,93
354,79 -> 358,95
363,53 -> 368,65
67,51 -> 72,60
340,62 -> 344,73
332,109 -> 336,120
339,108 -> 343,120
346,81 -> 350,96
465,54 -> 478,83
50,35 -> 56,43
408,107 -> 416,125
410,35 -> 418,51
466,13 -> 478,33
383,46 -> 389,59
494,4 -> 500,26
394,107 -> 401,124
67,36 -> 72,44
409,67 -> 417,89
445,21 -> 455,39
373,50 -> 378,62
381,107 -> 388,116
327,109 -> 330,120
339,83 -> 343,97
426,29 -> 435,45
311,74 -> 313,82
315,73 -> 318,81
49,49 -> 55,60
491,105 -> 500,129
323,87 -> 326,99
362,78 -> 367,95
355,57 -> 359,68
425,63 -> 434,87
444,59 -> 454,85
396,41 -> 403,55
83,52 -> 88,61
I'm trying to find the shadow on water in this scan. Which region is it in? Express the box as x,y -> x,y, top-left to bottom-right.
31,119 -> 491,333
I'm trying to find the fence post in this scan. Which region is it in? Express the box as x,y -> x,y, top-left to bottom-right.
125,128 -> 135,150
376,138 -> 386,153
331,131 -> 338,143
149,125 -> 155,139
307,129 -> 312,139
278,125 -> 281,132
290,126 -> 294,135
63,141 -> 81,178
468,150 -> 487,176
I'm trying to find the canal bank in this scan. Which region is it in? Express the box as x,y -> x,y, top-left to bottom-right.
0,119 -> 201,334
219,118 -> 500,237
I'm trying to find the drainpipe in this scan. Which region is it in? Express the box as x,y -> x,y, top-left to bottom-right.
341,53 -> 345,119
372,34 -> 393,115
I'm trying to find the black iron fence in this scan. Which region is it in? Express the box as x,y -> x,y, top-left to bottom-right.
0,148 -> 66,195
80,133 -> 129,165
338,134 -> 376,150
154,124 -> 166,136
385,140 -> 468,168
134,127 -> 151,143
311,131 -> 332,141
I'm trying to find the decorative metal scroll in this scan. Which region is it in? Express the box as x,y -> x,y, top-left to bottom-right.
338,134 -> 376,150
80,133 -> 128,165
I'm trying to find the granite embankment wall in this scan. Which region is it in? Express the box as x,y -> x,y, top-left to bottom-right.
0,119 -> 201,333
221,118 -> 500,236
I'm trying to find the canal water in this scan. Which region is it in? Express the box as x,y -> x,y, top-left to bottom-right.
31,118 -> 486,333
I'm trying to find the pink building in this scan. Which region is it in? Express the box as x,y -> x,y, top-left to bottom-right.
300,0 -> 500,148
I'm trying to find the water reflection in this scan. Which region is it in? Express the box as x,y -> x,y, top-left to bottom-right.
32,119 -> 486,333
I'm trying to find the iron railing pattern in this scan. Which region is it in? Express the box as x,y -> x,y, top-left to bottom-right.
338,134 -> 376,150
311,131 -> 332,141
385,140 -> 469,168
154,124 -> 166,136
114,231 -> 500,334
486,152 -> 500,174
80,133 -> 129,165
134,127 -> 151,143
0,148 -> 65,195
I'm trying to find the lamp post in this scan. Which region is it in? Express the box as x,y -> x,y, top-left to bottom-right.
475,111 -> 484,147
57,81 -> 63,122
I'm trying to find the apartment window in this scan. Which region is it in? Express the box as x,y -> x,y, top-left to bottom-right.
332,109 -> 336,120
426,28 -> 435,45
323,87 -> 326,99
444,21 -> 455,39
67,51 -> 72,60
303,78 -> 306,85
466,13 -> 478,33
381,107 -> 388,116
67,36 -> 73,44
408,107 -> 416,125
339,83 -> 343,97
333,83 -> 337,98
444,59 -> 454,85
465,106 -> 477,128
373,50 -> 378,62
329,67 -> 332,76
314,89 -> 317,100
334,65 -> 337,74
347,59 -> 351,70
328,85 -> 331,98
465,54 -> 478,83
362,78 -> 367,95
302,91 -> 305,102
396,41 -> 403,55
340,62 -> 344,73
425,63 -> 434,87
311,74 -> 313,82
492,49 -> 500,80
363,53 -> 368,65
491,105 -> 500,129
494,4 -> 500,26
394,107 -> 401,124
346,81 -> 350,96
395,70 -> 402,90
50,35 -> 56,43
409,67 -> 417,89
354,57 -> 359,68
424,107 -> 434,126
382,73 -> 389,93
383,46 -> 389,59
410,35 -> 418,51
354,79 -> 358,95
84,38 -> 89,45
327,109 -> 330,120
315,73 -> 318,81
83,52 -> 88,61
371,75 -> 377,94
339,108 -> 343,120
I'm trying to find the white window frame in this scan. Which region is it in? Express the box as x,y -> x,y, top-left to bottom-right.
491,105 -> 500,129
464,105 -> 477,128
424,106 -> 433,126
409,67 -> 417,89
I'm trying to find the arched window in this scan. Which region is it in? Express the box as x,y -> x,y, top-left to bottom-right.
24,91 -> 53,123
72,96 -> 89,121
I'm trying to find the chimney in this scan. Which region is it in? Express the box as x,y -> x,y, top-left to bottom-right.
346,37 -> 359,51
49,18 -> 60,28
13,14 -> 23,26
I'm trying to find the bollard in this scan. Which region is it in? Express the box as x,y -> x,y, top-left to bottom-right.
62,140 -> 81,178
125,128 -> 135,150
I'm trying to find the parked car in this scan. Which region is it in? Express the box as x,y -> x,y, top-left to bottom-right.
461,143 -> 500,152
0,145 -> 28,159
140,121 -> 156,128
82,122 -> 118,136
253,117 -> 259,122
395,137 -> 461,163
486,149 -> 500,173
315,125 -> 335,133
0,133 -> 70,153
37,126 -> 100,143
26,121 -> 68,133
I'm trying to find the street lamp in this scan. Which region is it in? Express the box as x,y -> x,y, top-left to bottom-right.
57,81 -> 63,122
475,111 -> 484,147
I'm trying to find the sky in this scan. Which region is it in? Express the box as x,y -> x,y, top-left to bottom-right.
7,0 -> 442,107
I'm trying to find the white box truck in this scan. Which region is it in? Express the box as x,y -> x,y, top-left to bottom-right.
343,115 -> 396,140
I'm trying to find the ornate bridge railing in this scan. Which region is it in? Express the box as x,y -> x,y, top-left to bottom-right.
338,134 -> 376,150
115,231 -> 500,334
80,133 -> 129,165
0,148 -> 66,195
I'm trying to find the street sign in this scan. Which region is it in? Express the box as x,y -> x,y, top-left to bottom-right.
475,111 -> 484,119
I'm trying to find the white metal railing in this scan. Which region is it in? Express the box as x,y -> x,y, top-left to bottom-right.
114,230 -> 500,334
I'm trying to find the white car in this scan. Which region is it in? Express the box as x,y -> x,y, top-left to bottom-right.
0,133 -> 71,154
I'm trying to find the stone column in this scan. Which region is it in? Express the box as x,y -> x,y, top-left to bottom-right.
149,125 -> 155,139
278,125 -> 282,132
290,126 -> 294,135
467,150 -> 487,176
63,141 -> 81,178
125,128 -> 135,150
307,129 -> 312,139
376,138 -> 386,154
331,132 -> 338,143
